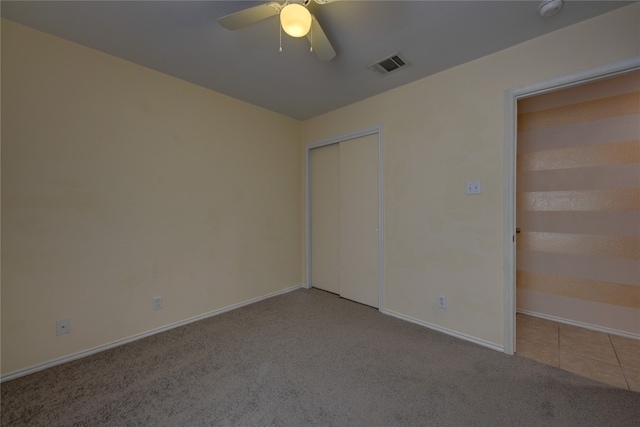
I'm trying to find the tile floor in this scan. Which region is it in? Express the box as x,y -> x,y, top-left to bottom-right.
516,313 -> 640,392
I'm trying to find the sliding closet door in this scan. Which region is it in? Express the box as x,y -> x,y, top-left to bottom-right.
339,134 -> 379,307
310,143 -> 341,294
309,133 -> 379,308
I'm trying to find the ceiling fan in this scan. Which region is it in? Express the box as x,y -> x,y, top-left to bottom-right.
218,0 -> 338,61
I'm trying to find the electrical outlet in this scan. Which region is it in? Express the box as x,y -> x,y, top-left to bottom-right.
56,318 -> 70,335
438,295 -> 447,309
153,296 -> 163,311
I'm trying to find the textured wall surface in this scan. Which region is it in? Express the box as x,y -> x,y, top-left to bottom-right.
2,20 -> 302,375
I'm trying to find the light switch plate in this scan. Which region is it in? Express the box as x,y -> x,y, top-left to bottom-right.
466,180 -> 482,195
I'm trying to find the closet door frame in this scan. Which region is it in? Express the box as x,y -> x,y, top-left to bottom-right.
305,125 -> 384,311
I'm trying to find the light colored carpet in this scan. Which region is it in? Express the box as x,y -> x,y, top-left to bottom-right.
2,288 -> 639,426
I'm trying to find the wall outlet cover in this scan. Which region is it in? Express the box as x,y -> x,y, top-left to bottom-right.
438,295 -> 447,309
56,318 -> 70,335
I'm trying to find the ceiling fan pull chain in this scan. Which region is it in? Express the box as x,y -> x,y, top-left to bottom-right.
310,24 -> 313,52
279,20 -> 283,52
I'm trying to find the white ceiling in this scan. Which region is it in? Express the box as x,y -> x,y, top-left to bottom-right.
1,1 -> 631,120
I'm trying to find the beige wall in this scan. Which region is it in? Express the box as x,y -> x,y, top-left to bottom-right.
1,20 -> 302,375
302,4 -> 640,347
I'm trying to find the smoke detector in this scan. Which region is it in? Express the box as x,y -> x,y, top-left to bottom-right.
538,0 -> 563,17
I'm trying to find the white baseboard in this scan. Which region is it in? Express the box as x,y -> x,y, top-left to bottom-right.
1,284 -> 303,383
382,309 -> 504,353
517,309 -> 640,340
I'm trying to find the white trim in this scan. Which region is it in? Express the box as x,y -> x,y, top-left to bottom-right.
377,128 -> 385,311
503,87 -> 517,356
503,56 -> 640,356
304,145 -> 313,290
517,309 -> 640,341
305,125 -> 385,311
383,309 -> 504,353
0,285 -> 303,383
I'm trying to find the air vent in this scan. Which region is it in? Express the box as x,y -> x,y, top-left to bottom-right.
368,53 -> 409,76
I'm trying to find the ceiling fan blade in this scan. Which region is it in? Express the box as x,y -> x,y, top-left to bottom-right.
307,15 -> 336,61
218,3 -> 280,30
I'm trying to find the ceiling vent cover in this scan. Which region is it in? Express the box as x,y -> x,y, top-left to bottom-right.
368,52 -> 409,76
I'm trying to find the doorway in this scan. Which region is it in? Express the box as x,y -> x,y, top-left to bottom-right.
305,127 -> 383,309
503,57 -> 640,355
515,70 -> 639,331
511,69 -> 640,390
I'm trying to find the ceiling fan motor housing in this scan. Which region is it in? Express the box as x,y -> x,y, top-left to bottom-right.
218,0 -> 336,61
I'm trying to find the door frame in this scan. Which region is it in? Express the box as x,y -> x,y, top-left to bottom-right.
502,56 -> 640,355
305,125 -> 384,310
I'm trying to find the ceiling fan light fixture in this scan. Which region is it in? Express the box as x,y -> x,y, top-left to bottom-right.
280,3 -> 312,37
